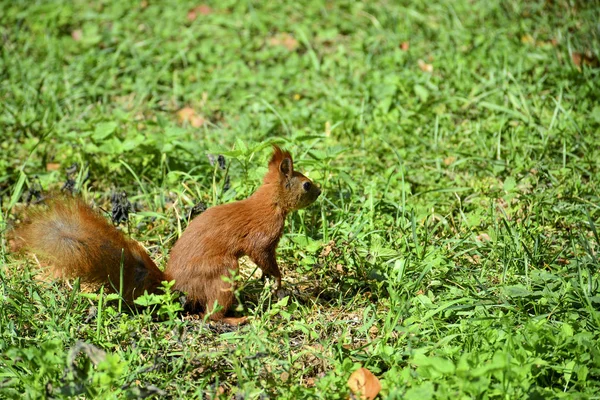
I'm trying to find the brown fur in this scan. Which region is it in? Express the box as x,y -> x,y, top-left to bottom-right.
12,146 -> 321,324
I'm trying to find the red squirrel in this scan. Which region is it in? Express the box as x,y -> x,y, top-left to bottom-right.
13,146 -> 321,324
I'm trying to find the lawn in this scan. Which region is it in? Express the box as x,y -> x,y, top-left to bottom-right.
1,0 -> 599,398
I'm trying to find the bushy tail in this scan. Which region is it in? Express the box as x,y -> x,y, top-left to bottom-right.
12,197 -> 165,302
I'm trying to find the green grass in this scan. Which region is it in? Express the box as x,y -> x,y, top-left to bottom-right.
1,0 -> 600,398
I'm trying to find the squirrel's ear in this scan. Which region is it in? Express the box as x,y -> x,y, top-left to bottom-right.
279,157 -> 293,178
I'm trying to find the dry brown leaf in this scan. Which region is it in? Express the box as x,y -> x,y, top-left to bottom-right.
368,325 -> 379,338
418,59 -> 433,73
320,241 -> 334,257
521,34 -> 535,45
571,51 -> 598,69
268,33 -> 299,51
177,107 -> 194,121
348,367 -> 381,400
443,156 -> 456,166
46,163 -> 61,171
177,107 -> 206,128
400,41 -> 409,51
190,116 -> 205,128
187,4 -> 212,21
469,254 -> 481,265
71,29 -> 83,42
476,233 -> 491,242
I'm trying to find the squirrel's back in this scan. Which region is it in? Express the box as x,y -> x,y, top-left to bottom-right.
13,198 -> 165,302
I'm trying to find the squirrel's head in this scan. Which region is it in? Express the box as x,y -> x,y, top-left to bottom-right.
265,145 -> 321,212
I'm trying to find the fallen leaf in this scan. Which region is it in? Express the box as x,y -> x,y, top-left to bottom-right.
177,107 -> 194,121
443,156 -> 456,166
521,34 -> 535,45
400,41 -> 409,51
476,233 -> 491,242
177,107 -> 206,127
348,367 -> 381,400
190,116 -> 205,127
187,4 -> 212,21
571,51 -> 598,69
268,33 -> 299,51
46,163 -> 61,171
320,241 -> 334,257
466,254 -> 481,265
71,29 -> 83,42
418,59 -> 433,73
369,325 -> 379,338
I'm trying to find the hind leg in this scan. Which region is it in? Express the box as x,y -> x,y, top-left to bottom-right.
204,275 -> 249,325
204,277 -> 235,322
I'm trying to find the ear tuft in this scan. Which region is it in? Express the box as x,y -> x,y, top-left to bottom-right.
269,145 -> 293,177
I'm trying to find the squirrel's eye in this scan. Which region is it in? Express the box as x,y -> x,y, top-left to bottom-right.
303,181 -> 312,191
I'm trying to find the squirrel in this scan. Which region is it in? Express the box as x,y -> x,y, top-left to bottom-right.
12,145 -> 321,325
